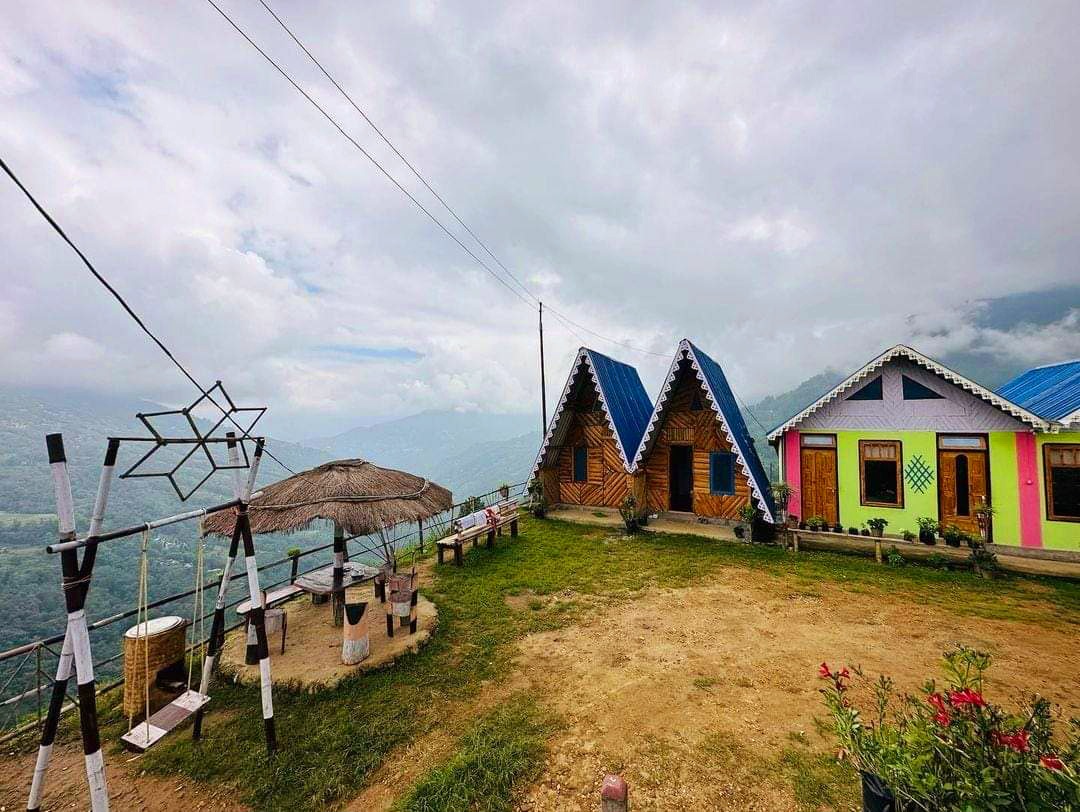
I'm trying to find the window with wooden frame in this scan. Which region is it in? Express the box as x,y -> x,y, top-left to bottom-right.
1044,444 -> 1080,522
572,446 -> 589,483
859,440 -> 903,508
709,452 -> 736,495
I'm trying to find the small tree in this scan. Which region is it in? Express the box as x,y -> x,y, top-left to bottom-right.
526,478 -> 547,519
770,481 -> 794,527
619,495 -> 641,534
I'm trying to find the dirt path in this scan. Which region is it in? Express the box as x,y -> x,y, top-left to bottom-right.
0,741 -> 249,812
510,567 -> 1080,811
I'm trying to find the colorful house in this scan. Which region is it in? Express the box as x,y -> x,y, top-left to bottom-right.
532,347 -> 652,508
631,339 -> 776,522
768,345 -> 1080,550
533,341 -> 777,524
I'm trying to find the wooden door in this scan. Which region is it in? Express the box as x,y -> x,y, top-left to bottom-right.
938,449 -> 989,536
800,446 -> 838,525
669,445 -> 693,512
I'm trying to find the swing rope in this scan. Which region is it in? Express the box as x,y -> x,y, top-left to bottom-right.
187,534 -> 205,693
127,528 -> 152,740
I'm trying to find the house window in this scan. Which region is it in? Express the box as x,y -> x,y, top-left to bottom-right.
860,440 -> 903,507
709,452 -> 735,495
1045,444 -> 1080,522
801,434 -> 836,448
573,446 -> 588,483
847,376 -> 883,401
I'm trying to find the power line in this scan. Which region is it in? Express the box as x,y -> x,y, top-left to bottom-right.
0,155 -> 296,476
225,0 -> 669,361
257,0 -> 539,309
205,0 -> 534,312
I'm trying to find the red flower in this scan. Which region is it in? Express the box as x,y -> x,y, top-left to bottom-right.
933,710 -> 951,726
838,667 -> 851,680
819,662 -> 831,679
948,689 -> 986,708
992,730 -> 1030,753
1040,755 -> 1065,771
928,693 -> 947,713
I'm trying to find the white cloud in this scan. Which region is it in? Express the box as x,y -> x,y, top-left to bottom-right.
0,0 -> 1078,434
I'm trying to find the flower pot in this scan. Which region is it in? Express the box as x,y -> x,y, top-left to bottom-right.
945,538 -> 961,548
733,526 -> 745,539
919,530 -> 935,545
871,527 -> 884,538
860,772 -> 897,812
832,523 -> 843,534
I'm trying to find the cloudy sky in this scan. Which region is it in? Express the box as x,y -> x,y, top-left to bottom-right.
2,1 -> 1078,439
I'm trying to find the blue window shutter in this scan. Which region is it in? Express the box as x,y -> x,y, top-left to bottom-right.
573,446 -> 588,482
709,452 -> 735,495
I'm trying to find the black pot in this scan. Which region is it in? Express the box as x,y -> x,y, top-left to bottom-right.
919,530 -> 935,545
734,526 -> 746,539
945,538 -> 961,548
832,523 -> 843,534
860,772 -> 897,812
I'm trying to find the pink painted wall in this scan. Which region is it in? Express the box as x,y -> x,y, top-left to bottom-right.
1015,432 -> 1042,548
784,431 -> 801,520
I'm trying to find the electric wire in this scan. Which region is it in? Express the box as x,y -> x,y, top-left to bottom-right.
0,155 -> 296,476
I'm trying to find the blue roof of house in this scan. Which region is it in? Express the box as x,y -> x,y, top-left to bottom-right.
687,342 -> 778,521
585,348 -> 653,464
997,360 -> 1080,422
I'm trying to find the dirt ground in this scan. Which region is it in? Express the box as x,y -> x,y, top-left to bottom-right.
4,564 -> 1078,811
220,590 -> 438,689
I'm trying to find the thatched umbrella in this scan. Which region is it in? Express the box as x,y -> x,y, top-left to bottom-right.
201,458 -> 452,538
201,459 -> 452,624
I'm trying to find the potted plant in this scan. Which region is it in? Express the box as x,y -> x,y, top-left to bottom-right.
821,646 -> 1079,812
526,479 -> 547,519
733,524 -> 746,540
806,515 -> 826,532
866,517 -> 888,538
737,503 -> 758,541
771,481 -> 794,527
286,546 -> 302,583
849,526 -> 860,536
916,517 -> 938,545
832,522 -> 843,534
942,523 -> 965,548
900,529 -> 916,543
619,494 -> 641,534
498,482 -> 511,500
974,498 -> 995,543
970,544 -> 1000,579
861,528 -> 871,537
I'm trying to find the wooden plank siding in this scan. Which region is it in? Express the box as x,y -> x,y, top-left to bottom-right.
643,364 -> 752,518
549,382 -> 631,508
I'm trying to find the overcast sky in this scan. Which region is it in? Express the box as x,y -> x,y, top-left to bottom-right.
2,1 -> 1079,439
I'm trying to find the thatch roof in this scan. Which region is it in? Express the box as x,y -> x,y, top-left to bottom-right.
200,459 -> 452,537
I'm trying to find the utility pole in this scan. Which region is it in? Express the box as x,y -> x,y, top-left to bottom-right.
539,301 -> 547,437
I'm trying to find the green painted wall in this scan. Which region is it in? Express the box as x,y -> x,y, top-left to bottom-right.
814,430 -> 1025,544
832,431 -> 937,537
988,432 -> 1020,546
1037,431 -> 1080,551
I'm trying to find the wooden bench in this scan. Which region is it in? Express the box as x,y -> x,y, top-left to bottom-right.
437,500 -> 519,566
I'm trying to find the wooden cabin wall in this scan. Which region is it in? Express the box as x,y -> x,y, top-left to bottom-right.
545,378 -> 630,508
643,366 -> 752,518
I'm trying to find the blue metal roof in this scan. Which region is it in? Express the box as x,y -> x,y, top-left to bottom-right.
997,360 -> 1080,422
585,348 -> 653,464
687,341 -> 778,521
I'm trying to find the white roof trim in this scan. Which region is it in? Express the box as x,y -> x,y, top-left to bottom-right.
766,345 -> 1050,441
631,339 -> 775,522
530,348 -> 636,482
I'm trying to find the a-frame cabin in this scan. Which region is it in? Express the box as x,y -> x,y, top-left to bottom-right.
532,347 -> 652,508
632,339 -> 776,522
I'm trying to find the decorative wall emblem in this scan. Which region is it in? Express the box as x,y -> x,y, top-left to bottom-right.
905,454 -> 934,494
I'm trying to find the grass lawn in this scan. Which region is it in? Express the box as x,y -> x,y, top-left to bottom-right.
82,516 -> 1080,810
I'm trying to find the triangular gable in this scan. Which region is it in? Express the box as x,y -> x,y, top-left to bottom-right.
632,339 -> 778,522
766,345 -> 1049,440
532,347 -> 652,477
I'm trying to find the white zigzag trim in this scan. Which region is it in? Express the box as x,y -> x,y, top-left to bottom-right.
632,339 -> 775,522
529,348 -> 634,482
765,345 -> 1048,441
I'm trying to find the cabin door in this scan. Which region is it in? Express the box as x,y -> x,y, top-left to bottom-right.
937,436 -> 989,537
669,445 -> 693,512
800,435 -> 838,525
